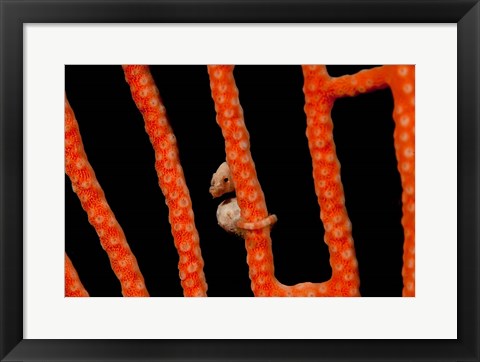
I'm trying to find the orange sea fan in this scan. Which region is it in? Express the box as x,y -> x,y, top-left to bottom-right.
65,65 -> 411,297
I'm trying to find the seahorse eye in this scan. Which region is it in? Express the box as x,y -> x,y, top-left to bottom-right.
223,178 -> 229,183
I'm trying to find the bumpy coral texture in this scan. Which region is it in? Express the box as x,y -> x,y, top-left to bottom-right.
65,253 -> 89,297
66,65 -> 414,298
122,65 -> 208,297
301,65 -> 363,297
385,65 -> 415,297
208,65 -> 415,297
208,66 -> 356,296
65,96 -> 149,297
320,65 -> 415,296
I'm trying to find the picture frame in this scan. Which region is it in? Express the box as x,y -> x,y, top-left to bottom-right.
1,0 -> 478,361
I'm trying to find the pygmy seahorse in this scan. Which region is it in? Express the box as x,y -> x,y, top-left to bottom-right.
210,161 -> 277,235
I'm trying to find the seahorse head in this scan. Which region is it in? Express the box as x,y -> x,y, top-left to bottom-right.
209,161 -> 235,198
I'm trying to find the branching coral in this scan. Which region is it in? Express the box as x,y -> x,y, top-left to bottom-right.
65,253 -> 89,297
302,65 -> 415,296
65,95 -> 149,297
65,65 -> 414,297
122,65 -> 208,297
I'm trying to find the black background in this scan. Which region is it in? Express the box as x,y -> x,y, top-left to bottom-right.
65,65 -> 404,297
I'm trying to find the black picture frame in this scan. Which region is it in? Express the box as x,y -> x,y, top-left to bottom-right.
1,0 -> 478,361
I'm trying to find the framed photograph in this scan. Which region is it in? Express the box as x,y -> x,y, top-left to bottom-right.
1,0 -> 478,361
64,64 -> 406,298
